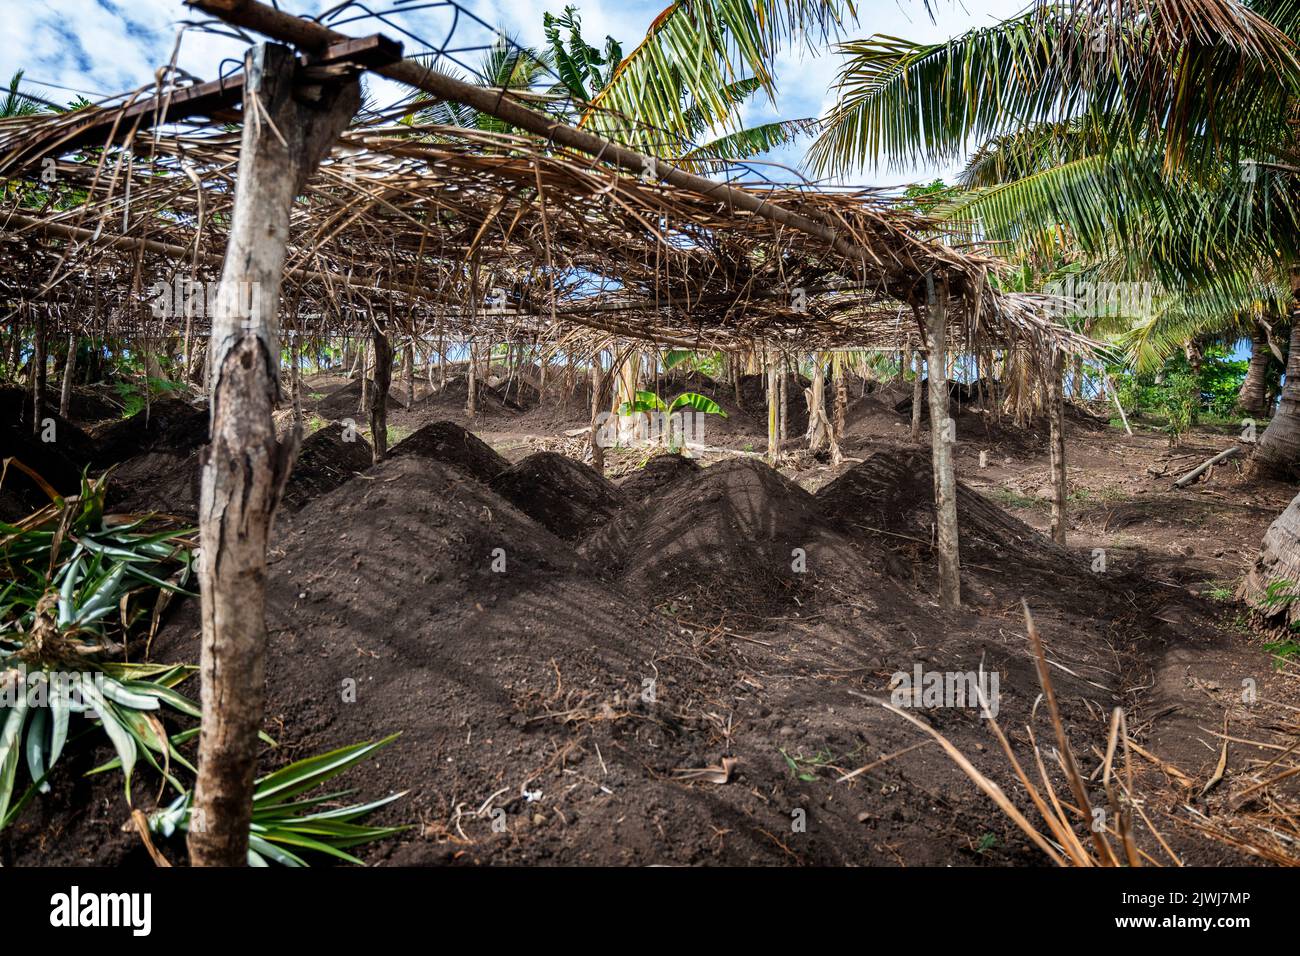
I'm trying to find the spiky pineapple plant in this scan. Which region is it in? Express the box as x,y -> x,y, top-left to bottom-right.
0,460 -> 199,826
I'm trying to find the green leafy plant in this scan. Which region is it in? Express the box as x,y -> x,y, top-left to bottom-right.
0,461 -> 198,827
619,389 -> 727,451
113,376 -> 185,418
618,388 -> 727,420
149,735 -> 410,866
779,747 -> 834,782
1261,578 -> 1299,614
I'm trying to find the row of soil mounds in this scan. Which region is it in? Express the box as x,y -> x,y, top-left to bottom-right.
0,382 -> 374,521
2,421 -> 1164,867
1,388 -> 208,518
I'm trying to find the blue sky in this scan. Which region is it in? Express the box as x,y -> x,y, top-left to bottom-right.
0,0 -> 1027,187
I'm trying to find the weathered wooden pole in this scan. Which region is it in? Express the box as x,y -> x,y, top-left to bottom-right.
191,43 -> 358,867
910,347 -> 924,444
833,354 -> 847,439
589,352 -> 606,473
358,337 -> 370,414
31,305 -> 46,435
369,320 -> 392,461
405,337 -> 415,407
59,330 -> 76,419
766,351 -> 779,465
778,355 -> 788,445
466,339 -> 477,417
925,277 -> 961,608
1048,349 -> 1068,545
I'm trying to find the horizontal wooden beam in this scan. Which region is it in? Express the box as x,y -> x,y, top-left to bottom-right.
12,33 -> 401,168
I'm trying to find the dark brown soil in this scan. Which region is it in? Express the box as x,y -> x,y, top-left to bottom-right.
490,451 -> 626,541
816,449 -> 1100,612
106,451 -> 199,518
100,423 -> 374,519
0,420 -> 85,519
4,380 -> 1293,869
314,379 -> 404,420
616,453 -> 701,502
388,420 -> 509,484
279,423 -> 375,513
0,385 -> 100,477
91,398 -> 208,467
581,458 -> 872,620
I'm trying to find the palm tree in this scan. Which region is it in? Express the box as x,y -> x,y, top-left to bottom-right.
1,71 -> 45,118
808,0 -> 1300,478
564,0 -> 855,156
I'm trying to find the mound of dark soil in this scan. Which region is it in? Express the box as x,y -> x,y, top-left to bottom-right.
5,447 -> 1237,869
431,374 -> 524,414
92,398 -> 208,467
8,455 -> 747,866
816,449 -> 1103,610
582,458 -> 868,616
315,379 -> 403,419
103,424 -> 374,518
490,451 -> 625,540
0,386 -> 100,472
616,453 -> 701,501
0,420 -> 88,519
490,373 -> 541,409
389,420 -> 509,484
280,423 -> 374,512
892,378 -> 992,415
62,385 -> 124,424
106,451 -> 199,517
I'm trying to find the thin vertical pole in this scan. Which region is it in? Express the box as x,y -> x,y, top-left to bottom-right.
926,277 -> 960,608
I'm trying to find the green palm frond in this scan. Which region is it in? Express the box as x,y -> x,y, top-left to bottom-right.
581,0 -> 856,154
807,2 -> 1298,178
684,117 -> 819,160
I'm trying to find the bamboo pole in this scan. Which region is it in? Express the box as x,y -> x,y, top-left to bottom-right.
31,305 -> 46,434
59,329 -> 76,419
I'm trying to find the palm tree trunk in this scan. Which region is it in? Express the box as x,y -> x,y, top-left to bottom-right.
1248,319 -> 1300,479
1242,488 -> 1300,624
1235,327 -> 1271,418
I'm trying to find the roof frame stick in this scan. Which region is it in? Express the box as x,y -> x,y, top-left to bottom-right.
187,0 -> 897,287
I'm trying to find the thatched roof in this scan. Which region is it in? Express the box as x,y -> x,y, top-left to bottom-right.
0,18 -> 1095,365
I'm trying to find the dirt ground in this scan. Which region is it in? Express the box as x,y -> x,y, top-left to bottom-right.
3,367 -> 1297,867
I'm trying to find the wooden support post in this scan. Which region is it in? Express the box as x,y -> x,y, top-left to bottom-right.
191,43 -> 358,868
910,348 -> 923,444
766,352 -> 779,465
405,338 -> 415,408
1048,350 -> 1068,545
290,331 -> 303,432
369,320 -> 392,461
778,355 -> 788,445
358,338 -> 370,414
466,339 -> 477,417
32,305 -> 46,435
833,354 -> 847,439
925,278 -> 960,609
59,330 -> 76,419
806,355 -> 827,451
590,353 -> 606,473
